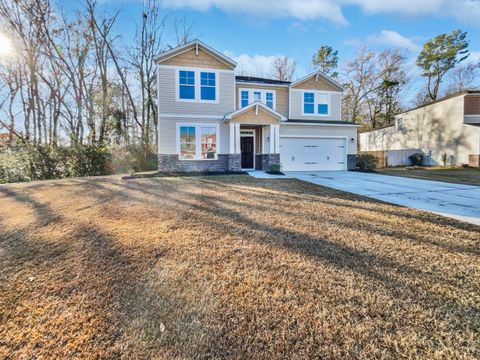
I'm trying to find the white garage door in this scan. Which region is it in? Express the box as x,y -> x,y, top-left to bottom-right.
279,137 -> 346,171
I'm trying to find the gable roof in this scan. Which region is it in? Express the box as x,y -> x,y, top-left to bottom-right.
236,76 -> 291,86
290,71 -> 344,92
154,39 -> 237,69
223,101 -> 287,122
396,89 -> 480,116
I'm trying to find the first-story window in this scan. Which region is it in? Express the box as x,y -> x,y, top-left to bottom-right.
241,91 -> 249,107
178,124 -> 218,160
179,126 -> 196,159
201,127 -> 217,159
304,92 -> 315,114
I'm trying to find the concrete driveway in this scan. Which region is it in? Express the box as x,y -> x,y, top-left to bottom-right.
249,170 -> 480,225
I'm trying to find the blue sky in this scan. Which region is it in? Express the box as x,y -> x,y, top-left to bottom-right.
63,0 -> 480,104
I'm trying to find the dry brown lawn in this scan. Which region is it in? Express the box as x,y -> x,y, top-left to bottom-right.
0,175 -> 479,359
376,166 -> 480,186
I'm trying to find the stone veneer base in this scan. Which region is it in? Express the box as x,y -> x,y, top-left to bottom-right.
158,153 -> 354,172
347,154 -> 356,171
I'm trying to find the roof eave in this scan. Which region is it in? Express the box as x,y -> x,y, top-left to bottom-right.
154,39 -> 237,68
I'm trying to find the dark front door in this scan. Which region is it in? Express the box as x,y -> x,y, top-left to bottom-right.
241,136 -> 254,169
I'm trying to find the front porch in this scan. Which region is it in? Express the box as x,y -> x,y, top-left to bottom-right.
223,102 -> 285,172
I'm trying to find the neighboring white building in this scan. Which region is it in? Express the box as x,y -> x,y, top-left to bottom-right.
155,40 -> 360,172
359,91 -> 480,167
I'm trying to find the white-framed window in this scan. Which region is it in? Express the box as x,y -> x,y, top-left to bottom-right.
238,88 -> 276,110
241,90 -> 249,107
301,91 -> 330,116
396,118 -> 404,130
177,123 -> 219,160
176,69 -> 219,103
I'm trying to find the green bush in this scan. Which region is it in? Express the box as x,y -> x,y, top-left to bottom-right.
0,143 -> 113,184
268,163 -> 282,173
409,153 -> 424,166
356,154 -> 378,171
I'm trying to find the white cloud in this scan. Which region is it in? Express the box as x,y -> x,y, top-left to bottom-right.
163,0 -> 346,25
161,0 -> 480,26
367,30 -> 420,52
224,51 -> 278,77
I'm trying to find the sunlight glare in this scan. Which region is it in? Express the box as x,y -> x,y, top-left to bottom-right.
0,33 -> 14,57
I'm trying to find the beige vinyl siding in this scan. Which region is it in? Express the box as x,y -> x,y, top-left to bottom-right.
159,116 -> 229,155
359,95 -> 480,165
160,47 -> 233,70
291,76 -> 340,91
280,124 -> 357,154
230,107 -> 279,125
235,84 -> 289,116
158,66 -> 235,116
290,90 -> 342,121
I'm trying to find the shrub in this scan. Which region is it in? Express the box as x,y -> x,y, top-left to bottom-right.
356,154 -> 378,171
441,153 -> 448,166
0,143 -> 113,184
409,153 -> 424,166
268,163 -> 282,173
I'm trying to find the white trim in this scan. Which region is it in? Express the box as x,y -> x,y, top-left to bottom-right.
229,123 -> 235,154
176,123 -> 221,161
269,124 -> 275,154
159,113 -> 224,119
157,64 -> 161,153
279,135 -> 348,171
290,71 -> 344,91
290,88 -> 342,94
235,81 -> 289,88
240,129 -> 255,170
158,64 -> 234,74
282,122 -> 361,127
223,101 -> 287,121
238,88 -> 277,111
234,123 -> 240,153
154,40 -> 237,68
288,87 -> 292,119
175,69 -> 220,104
301,90 -> 331,117
274,124 -> 280,153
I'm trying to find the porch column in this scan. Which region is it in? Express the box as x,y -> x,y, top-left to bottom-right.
269,124 -> 275,154
234,123 -> 241,154
274,124 -> 280,154
229,123 -> 235,154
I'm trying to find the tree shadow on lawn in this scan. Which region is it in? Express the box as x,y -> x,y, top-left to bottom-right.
93,176 -> 480,258
82,179 -> 480,338
0,187 -> 165,358
3,177 -> 479,358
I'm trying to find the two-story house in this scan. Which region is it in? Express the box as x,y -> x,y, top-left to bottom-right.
155,40 -> 359,172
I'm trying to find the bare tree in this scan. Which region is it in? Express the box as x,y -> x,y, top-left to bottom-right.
342,47 -> 407,128
272,56 -> 296,81
445,62 -> 480,94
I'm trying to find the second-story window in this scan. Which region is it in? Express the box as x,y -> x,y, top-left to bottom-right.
239,89 -> 276,109
303,91 -> 330,116
266,92 -> 274,109
200,72 -> 216,101
179,71 -> 195,100
304,92 -> 315,114
241,91 -> 249,107
317,93 -> 329,115
177,69 -> 218,102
